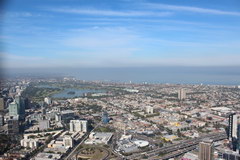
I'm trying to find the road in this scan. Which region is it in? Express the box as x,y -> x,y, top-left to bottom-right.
64,123 -> 101,160
125,132 -> 227,160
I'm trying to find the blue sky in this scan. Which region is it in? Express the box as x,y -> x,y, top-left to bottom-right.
1,0 -> 240,68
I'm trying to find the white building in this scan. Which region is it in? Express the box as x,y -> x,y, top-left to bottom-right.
85,132 -> 113,145
20,139 -> 39,149
69,120 -> 88,132
178,88 -> 186,100
55,113 -> 61,122
44,97 -> 52,105
63,136 -> 73,148
146,106 -> 154,114
229,113 -> 240,140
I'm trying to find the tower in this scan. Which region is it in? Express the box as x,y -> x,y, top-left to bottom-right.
198,139 -> 214,160
0,98 -> 4,111
178,88 -> 186,100
102,111 -> 109,124
9,100 -> 19,117
228,113 -> 240,152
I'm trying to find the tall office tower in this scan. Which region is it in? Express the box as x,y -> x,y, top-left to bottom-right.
8,100 -> 19,117
228,113 -> 240,152
7,116 -> 19,135
69,120 -> 88,132
102,111 -> 109,124
237,125 -> 240,154
0,98 -> 4,111
229,113 -> 237,140
15,96 -> 25,119
198,139 -> 214,160
24,98 -> 30,109
0,114 -> 4,126
178,88 -> 186,100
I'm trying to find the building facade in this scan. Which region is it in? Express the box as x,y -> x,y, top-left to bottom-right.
178,88 -> 186,100
228,113 -> 240,153
0,98 -> 4,111
69,120 -> 88,132
199,139 -> 214,160
7,116 -> 19,135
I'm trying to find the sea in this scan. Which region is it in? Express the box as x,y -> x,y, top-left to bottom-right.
4,66 -> 240,85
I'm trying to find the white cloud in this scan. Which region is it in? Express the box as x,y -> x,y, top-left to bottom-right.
47,7 -> 172,17
4,12 -> 43,18
144,3 -> 240,16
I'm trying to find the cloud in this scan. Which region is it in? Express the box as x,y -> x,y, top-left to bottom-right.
144,3 -> 240,16
46,7 -> 172,17
4,12 -> 43,17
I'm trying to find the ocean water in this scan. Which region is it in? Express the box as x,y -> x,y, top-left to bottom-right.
5,66 -> 240,85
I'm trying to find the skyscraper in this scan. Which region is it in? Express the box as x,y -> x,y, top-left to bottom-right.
0,114 -> 4,127
15,96 -> 25,119
8,96 -> 25,120
178,88 -> 186,100
228,113 -> 240,152
7,116 -> 19,135
8,100 -> 19,117
102,111 -> 109,124
229,113 -> 237,140
198,139 -> 214,160
0,98 -> 4,111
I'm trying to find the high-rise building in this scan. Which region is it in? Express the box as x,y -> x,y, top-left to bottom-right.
102,111 -> 109,124
8,97 -> 25,120
8,101 -> 19,117
0,98 -> 4,111
15,96 -> 25,119
228,113 -> 240,153
178,88 -> 186,100
69,120 -> 88,132
228,113 -> 240,141
7,116 -> 19,135
198,139 -> 214,160
0,114 -> 4,126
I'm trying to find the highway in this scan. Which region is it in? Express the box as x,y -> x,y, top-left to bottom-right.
125,132 -> 227,160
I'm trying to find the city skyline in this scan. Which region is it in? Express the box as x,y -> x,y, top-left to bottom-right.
1,0 -> 240,69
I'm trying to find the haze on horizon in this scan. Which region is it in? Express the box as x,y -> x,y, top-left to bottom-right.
1,0 -> 240,70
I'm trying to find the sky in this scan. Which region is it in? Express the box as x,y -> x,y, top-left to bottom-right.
1,0 -> 240,69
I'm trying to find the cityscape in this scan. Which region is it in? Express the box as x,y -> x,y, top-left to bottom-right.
0,77 -> 240,160
1,0 -> 240,159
